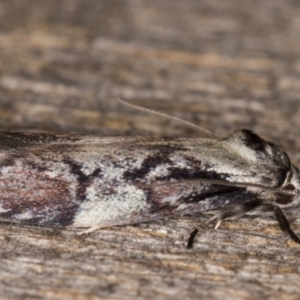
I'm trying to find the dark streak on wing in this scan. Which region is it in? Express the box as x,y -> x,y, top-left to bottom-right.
63,158 -> 102,201
123,152 -> 173,181
123,147 -> 229,183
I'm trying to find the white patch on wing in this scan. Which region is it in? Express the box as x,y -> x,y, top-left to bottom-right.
145,164 -> 171,181
0,204 -> 10,213
72,184 -> 148,227
15,211 -> 33,220
170,154 -> 192,169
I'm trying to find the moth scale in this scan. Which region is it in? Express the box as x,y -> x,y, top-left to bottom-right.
0,99 -> 299,245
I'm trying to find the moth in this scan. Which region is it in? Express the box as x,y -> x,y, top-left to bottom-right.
0,99 -> 299,245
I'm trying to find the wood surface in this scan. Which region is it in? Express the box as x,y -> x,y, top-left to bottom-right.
1,1 -> 300,299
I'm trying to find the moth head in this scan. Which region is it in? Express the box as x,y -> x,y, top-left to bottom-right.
226,129 -> 291,168
274,165 -> 300,208
225,129 -> 300,207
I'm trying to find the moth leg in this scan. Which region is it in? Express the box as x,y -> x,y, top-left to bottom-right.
187,228 -> 199,249
214,220 -> 222,230
274,206 -> 300,244
78,226 -> 101,235
207,198 -> 263,227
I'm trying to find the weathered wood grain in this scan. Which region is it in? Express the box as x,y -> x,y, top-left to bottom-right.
0,1 -> 300,299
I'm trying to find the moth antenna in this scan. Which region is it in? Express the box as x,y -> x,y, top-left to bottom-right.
214,220 -> 222,229
116,97 -> 217,138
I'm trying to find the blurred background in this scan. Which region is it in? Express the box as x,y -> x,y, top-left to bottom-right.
1,1 -> 300,299
1,0 -> 300,141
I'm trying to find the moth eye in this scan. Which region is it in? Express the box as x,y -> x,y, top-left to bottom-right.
275,194 -> 294,205
275,184 -> 296,205
284,184 -> 295,191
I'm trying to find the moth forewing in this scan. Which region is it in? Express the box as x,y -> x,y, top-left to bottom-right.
0,125 -> 299,243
